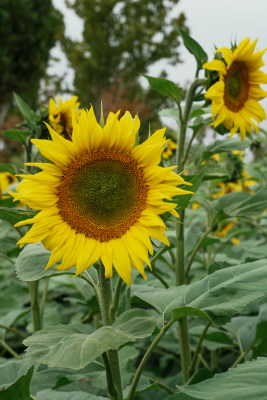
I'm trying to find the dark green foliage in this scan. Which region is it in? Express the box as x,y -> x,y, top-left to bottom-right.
0,0 -> 64,107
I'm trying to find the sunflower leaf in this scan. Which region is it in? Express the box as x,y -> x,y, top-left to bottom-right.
15,243 -> 98,283
176,169 -> 205,210
134,258 -> 267,325
165,358 -> 267,400
0,207 -> 37,225
202,138 -> 250,160
143,75 -> 182,104
23,309 -> 157,369
0,365 -> 34,400
178,28 -> 208,69
35,391 -> 108,400
2,129 -> 31,144
13,93 -> 36,129
216,187 -> 267,217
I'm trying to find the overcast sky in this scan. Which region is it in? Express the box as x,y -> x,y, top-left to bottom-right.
51,0 -> 267,88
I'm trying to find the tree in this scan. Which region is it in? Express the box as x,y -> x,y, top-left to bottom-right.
0,0 -> 64,112
63,0 -> 187,122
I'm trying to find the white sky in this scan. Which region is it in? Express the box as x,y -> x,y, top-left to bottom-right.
51,0 -> 267,88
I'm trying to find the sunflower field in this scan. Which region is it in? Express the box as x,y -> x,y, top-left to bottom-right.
2,16 -> 267,400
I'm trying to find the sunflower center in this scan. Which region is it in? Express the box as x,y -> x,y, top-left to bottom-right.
224,61 -> 249,112
57,152 -> 148,241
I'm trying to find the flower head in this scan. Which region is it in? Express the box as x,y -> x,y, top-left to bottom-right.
162,139 -> 177,160
0,172 -> 17,193
49,96 -> 81,138
203,38 -> 267,140
11,107 -> 192,284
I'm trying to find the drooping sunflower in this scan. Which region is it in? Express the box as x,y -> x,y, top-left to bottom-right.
203,38 -> 267,140
11,108 -> 192,284
49,96 -> 81,138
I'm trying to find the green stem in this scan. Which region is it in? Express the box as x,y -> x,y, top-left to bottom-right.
0,253 -> 15,264
175,79 -> 206,384
102,351 -> 118,399
40,278 -> 49,321
0,324 -> 27,340
182,128 -> 198,167
185,227 -> 213,278
145,376 -> 175,395
98,265 -> 123,400
150,268 -> 169,288
0,340 -> 21,359
127,319 -> 175,400
189,322 -> 211,375
28,281 -> 41,332
110,278 -> 123,321
176,79 -> 207,173
231,340 -> 259,368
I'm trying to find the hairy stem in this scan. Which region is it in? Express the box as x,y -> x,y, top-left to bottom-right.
98,265 -> 123,400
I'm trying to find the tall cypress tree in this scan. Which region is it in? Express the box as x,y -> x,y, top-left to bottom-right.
63,0 -> 187,122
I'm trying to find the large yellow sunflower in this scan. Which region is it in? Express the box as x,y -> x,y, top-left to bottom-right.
11,108 -> 192,284
203,38 -> 267,140
49,96 -> 81,138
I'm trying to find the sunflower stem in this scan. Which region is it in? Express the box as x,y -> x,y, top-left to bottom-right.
126,318 -> 175,400
98,265 -> 123,400
185,226 -> 213,278
175,79 -> 206,384
110,278 -> 123,321
28,281 -> 41,332
189,322 -> 211,376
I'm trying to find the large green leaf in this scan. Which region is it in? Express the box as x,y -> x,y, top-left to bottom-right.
36,391 -> 107,400
15,244 -> 65,281
197,187 -> 267,223
0,207 -> 36,225
0,359 -> 34,391
134,258 -> 267,325
0,366 -> 34,400
216,187 -> 267,217
178,28 -> 208,69
2,129 -> 30,144
24,309 -> 157,369
144,75 -> 182,104
202,138 -> 250,160
166,358 -> 267,400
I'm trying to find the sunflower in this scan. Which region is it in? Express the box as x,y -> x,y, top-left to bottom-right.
49,96 -> 81,138
11,108 -> 192,284
0,172 -> 17,194
162,139 -> 177,160
203,38 -> 267,140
